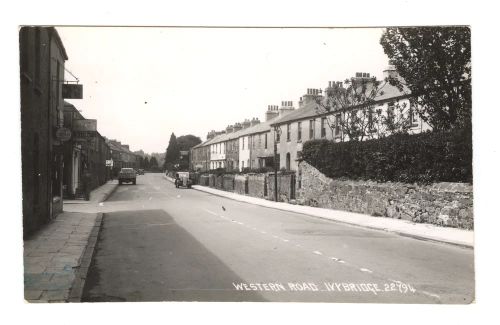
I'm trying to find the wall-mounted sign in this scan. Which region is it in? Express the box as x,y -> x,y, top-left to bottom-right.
106,160 -> 114,167
62,84 -> 83,99
55,127 -> 72,142
73,119 -> 97,132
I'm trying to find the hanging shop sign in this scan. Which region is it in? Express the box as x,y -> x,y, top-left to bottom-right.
55,127 -> 72,142
73,119 -> 97,132
62,84 -> 83,99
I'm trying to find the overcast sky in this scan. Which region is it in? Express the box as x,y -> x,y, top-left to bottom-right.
59,27 -> 390,154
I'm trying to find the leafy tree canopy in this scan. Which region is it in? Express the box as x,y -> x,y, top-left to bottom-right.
177,134 -> 202,151
380,27 -> 471,130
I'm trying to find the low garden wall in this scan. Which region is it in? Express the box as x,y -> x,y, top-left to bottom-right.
248,174 -> 267,198
267,173 -> 296,202
234,175 -> 248,195
297,161 -> 473,229
223,174 -> 235,191
208,174 -> 216,188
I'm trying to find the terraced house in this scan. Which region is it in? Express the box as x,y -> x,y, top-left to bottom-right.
191,64 -> 431,174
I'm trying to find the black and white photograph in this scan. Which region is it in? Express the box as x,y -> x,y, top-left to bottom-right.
3,0 -> 500,324
19,25 -> 474,304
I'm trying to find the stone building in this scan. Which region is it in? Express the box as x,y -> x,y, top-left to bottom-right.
190,140 -> 211,172
270,68 -> 432,171
105,139 -> 139,177
20,27 -> 68,237
62,101 -> 84,198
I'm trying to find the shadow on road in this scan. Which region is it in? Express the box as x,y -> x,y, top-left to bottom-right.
82,209 -> 266,302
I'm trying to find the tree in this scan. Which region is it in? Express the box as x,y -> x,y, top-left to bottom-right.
315,77 -> 412,142
164,133 -> 180,170
380,27 -> 471,130
143,156 -> 150,169
149,156 -> 158,168
177,135 -> 202,151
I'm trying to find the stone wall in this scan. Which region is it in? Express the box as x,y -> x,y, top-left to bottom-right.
234,175 -> 248,195
248,174 -> 267,198
267,173 -> 296,202
199,174 -> 210,186
297,161 -> 474,229
223,174 -> 235,192
208,174 -> 216,188
215,175 -> 224,190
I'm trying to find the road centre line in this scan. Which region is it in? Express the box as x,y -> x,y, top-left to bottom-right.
205,209 -> 437,300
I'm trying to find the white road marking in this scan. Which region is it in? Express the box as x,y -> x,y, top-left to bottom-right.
99,202 -> 104,206
338,260 -> 346,264
204,209 -> 218,216
282,239 -> 289,242
260,231 -> 267,234
313,251 -> 323,256
176,195 -> 181,198
330,257 -> 339,261
421,291 -> 441,300
360,268 -> 373,273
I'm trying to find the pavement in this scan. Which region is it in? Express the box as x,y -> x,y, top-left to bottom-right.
165,175 -> 474,248
23,180 -> 118,303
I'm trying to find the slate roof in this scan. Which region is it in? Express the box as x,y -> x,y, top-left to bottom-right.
271,81 -> 410,126
193,80 -> 410,148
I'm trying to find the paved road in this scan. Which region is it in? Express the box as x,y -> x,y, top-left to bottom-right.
82,173 -> 474,303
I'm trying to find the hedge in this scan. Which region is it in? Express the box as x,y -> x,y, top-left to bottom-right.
301,129 -> 472,184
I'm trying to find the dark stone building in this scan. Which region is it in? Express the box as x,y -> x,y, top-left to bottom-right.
20,27 -> 68,237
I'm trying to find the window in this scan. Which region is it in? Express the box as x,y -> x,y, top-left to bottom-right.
335,114 -> 341,136
367,108 -> 375,132
297,122 -> 302,141
276,128 -> 281,142
309,119 -> 315,139
409,103 -> 419,126
242,137 -> 245,150
387,102 -> 395,123
33,134 -> 39,205
287,123 -> 291,141
286,153 -> 291,170
265,133 -> 268,149
321,118 -> 326,138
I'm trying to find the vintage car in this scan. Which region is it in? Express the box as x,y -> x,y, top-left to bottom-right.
174,172 -> 193,188
118,168 -> 137,185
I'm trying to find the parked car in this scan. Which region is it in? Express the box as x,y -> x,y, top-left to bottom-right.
175,172 -> 193,188
118,168 -> 137,185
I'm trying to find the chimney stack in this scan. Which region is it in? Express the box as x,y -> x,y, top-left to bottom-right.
300,88 -> 323,107
226,124 -> 234,133
265,104 -> 279,121
242,119 -> 251,129
383,61 -> 398,80
279,100 -> 295,117
250,117 -> 260,126
232,122 -> 243,132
